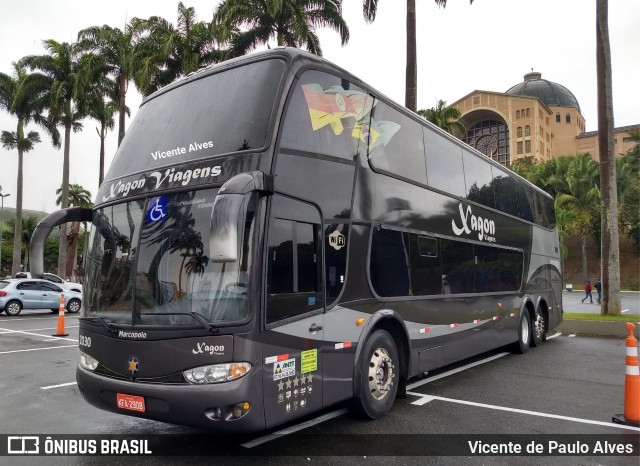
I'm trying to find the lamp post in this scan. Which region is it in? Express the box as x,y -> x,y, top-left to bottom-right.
0,188 -> 10,275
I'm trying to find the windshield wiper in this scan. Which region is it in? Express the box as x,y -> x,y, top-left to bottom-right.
143,312 -> 219,334
82,316 -> 118,335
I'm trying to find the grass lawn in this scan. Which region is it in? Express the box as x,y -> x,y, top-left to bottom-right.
563,312 -> 639,322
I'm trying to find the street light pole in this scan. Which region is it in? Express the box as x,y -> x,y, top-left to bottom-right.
0,188 -> 11,275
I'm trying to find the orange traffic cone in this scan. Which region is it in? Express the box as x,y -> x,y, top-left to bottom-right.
612,323 -> 640,427
52,293 -> 69,337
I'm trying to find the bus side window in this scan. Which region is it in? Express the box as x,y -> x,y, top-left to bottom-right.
266,196 -> 323,326
425,130 -> 466,198
370,228 -> 410,297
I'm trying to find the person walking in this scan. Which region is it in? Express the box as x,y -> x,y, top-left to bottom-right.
594,278 -> 602,304
581,280 -> 593,303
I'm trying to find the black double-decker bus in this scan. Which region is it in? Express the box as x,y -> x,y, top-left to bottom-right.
30,48 -> 561,432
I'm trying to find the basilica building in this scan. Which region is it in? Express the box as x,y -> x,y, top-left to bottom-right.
450,71 -> 638,166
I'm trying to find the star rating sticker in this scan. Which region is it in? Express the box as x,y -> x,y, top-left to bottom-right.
301,375 -> 307,384
277,380 -> 284,391
307,374 -> 313,383
293,376 -> 299,387
285,378 -> 292,389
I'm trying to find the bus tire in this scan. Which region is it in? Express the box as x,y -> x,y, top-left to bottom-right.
531,308 -> 545,347
510,311 -> 531,354
351,329 -> 399,419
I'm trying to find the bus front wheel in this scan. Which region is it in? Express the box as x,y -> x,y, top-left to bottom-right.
352,329 -> 399,419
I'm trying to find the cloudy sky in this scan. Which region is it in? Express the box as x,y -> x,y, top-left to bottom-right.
0,0 -> 638,213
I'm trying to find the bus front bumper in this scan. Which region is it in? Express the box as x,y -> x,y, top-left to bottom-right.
76,366 -> 265,432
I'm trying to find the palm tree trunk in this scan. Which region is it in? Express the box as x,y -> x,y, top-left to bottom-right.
65,221 -> 80,277
118,74 -> 126,146
581,233 -> 588,283
405,0 -> 417,112
99,132 -> 105,185
596,0 -> 621,315
12,122 -> 24,275
57,122 -> 71,277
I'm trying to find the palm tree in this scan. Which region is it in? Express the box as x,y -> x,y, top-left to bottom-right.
596,0 -> 621,315
213,0 -> 349,58
363,1 -> 474,112
6,216 -> 40,269
55,184 -> 93,277
556,155 -> 601,283
0,62 -> 59,276
134,2 -> 228,95
418,100 -> 465,135
77,23 -> 144,144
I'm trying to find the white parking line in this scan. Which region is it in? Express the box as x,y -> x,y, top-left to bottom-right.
241,408 -> 349,448
41,381 -> 77,390
0,316 -> 79,322
407,391 -> 640,433
407,352 -> 509,391
0,345 -> 77,355
547,332 -> 561,340
0,325 -> 79,334
0,327 -> 76,342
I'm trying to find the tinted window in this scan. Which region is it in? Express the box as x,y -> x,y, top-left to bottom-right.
281,70 -> 369,160
370,228 -> 410,297
474,245 -> 501,293
493,172 -> 518,217
544,196 -> 556,229
0,281 -> 9,289
463,150 -> 495,209
368,101 -> 427,185
17,281 -> 39,291
40,282 -> 62,292
266,198 -> 323,325
425,129 -> 466,197
43,273 -> 63,284
440,239 -> 474,294
410,235 -> 441,295
499,250 -> 523,291
325,224 -> 348,304
105,59 -> 285,182
515,182 -> 534,222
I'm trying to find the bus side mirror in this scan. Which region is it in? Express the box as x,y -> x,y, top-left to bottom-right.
209,172 -> 273,263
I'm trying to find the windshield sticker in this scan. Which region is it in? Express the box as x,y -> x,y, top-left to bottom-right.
452,203 -> 496,243
300,349 -> 317,374
273,358 -> 296,380
100,163 -> 222,203
301,83 -> 400,151
150,140 -> 213,161
145,196 -> 168,223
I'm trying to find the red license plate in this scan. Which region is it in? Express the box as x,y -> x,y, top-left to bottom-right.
116,393 -> 146,412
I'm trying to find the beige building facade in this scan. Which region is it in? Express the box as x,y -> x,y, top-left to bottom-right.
449,71 -> 638,165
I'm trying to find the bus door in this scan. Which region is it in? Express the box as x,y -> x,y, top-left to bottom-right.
262,194 -> 325,428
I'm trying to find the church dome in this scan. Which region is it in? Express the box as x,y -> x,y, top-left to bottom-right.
506,71 -> 581,112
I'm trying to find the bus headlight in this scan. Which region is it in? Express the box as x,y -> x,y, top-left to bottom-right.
79,351 -> 99,371
183,362 -> 252,384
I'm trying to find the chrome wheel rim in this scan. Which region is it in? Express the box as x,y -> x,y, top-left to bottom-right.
7,303 -> 20,315
534,312 -> 545,340
521,314 -> 530,346
368,347 -> 394,400
68,300 -> 80,313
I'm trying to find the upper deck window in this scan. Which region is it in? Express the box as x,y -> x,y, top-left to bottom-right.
105,59 -> 286,181
280,70 -> 370,161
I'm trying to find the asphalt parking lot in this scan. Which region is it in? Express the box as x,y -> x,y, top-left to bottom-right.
1,309 -> 639,465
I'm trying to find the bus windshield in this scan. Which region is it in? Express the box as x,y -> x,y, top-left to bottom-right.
104,58 -> 286,182
83,188 -> 255,327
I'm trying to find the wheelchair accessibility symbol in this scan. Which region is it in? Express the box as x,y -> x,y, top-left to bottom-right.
146,196 -> 168,223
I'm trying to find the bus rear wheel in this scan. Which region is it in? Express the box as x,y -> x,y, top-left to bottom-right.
531,308 -> 546,347
510,311 -> 531,354
352,329 -> 398,419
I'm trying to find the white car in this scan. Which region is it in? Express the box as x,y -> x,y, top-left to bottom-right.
14,272 -> 83,294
